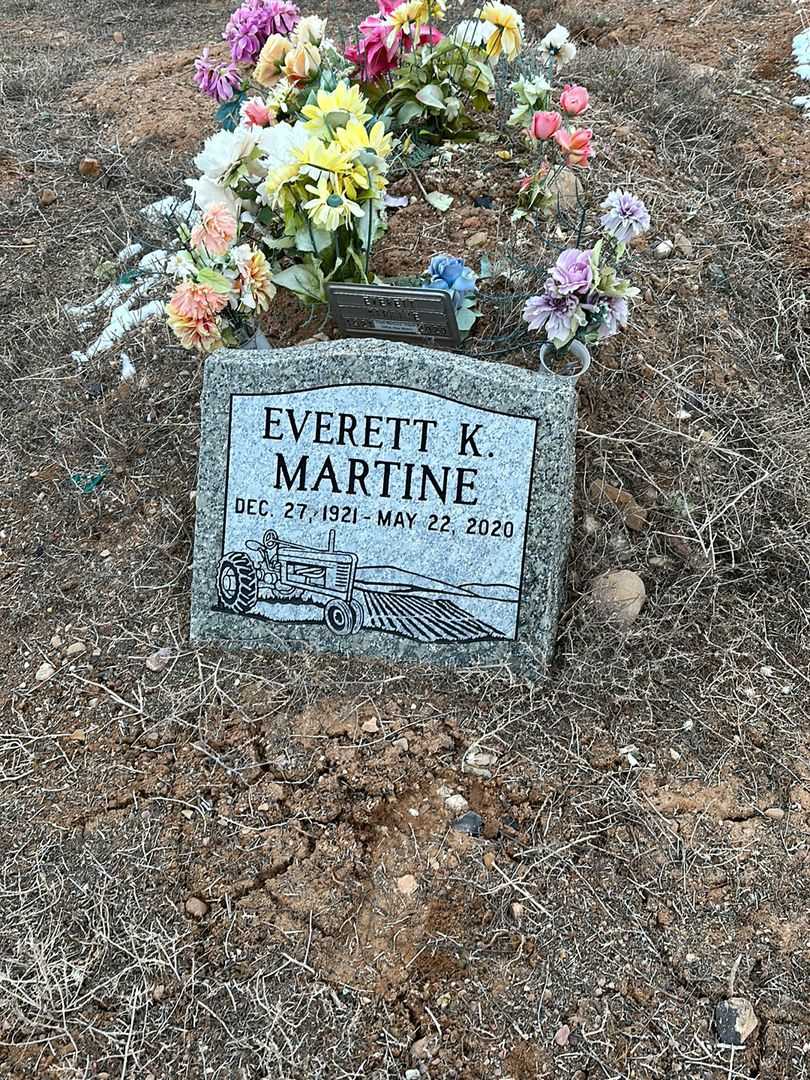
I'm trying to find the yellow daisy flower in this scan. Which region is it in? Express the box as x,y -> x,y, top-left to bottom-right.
301,81 -> 372,138
478,2 -> 523,61
386,0 -> 446,47
262,162 -> 301,209
335,118 -> 393,161
303,175 -> 364,231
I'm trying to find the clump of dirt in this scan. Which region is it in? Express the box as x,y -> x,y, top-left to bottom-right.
72,48 -> 218,152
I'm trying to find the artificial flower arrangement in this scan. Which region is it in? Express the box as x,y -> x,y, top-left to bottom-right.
522,189 -> 651,365
347,0 -> 525,139
423,254 -> 479,331
164,77 -> 392,348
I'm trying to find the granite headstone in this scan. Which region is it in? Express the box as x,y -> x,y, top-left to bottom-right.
191,339 -> 576,677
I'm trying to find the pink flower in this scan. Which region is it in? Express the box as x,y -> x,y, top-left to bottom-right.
346,11 -> 442,81
241,96 -> 271,127
190,203 -> 238,256
166,281 -> 228,352
529,111 -> 562,140
554,127 -> 594,167
559,84 -> 589,116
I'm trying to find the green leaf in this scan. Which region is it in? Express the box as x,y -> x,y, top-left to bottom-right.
273,262 -> 325,303
197,267 -> 234,295
416,84 -> 446,110
425,191 -> 453,212
456,305 -> 478,332
294,225 -> 332,254
215,91 -> 247,133
397,99 -> 425,126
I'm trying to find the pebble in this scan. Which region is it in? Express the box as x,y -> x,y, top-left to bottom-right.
463,749 -> 497,777
50,634 -> 63,648
589,479 -> 648,531
444,793 -> 469,816
588,570 -> 646,626
145,647 -> 172,673
764,807 -> 785,820
184,896 -> 209,919
392,737 -> 409,752
112,30 -> 125,44
39,188 -> 58,208
64,641 -> 86,658
396,873 -> 418,896
655,239 -> 674,258
453,811 -> 483,837
714,997 -> 758,1045
483,851 -> 496,870
78,157 -> 102,179
467,231 -> 489,249
510,901 -> 524,921
35,661 -> 55,681
555,1024 -> 571,1046
361,717 -> 380,734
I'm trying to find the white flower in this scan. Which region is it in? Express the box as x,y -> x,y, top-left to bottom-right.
450,19 -> 491,47
184,176 -> 241,217
539,23 -> 576,67
293,15 -> 325,45
256,120 -> 311,171
194,125 -> 259,181
166,251 -> 196,279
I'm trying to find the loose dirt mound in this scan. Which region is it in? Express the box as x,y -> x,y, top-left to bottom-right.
72,48 -> 218,152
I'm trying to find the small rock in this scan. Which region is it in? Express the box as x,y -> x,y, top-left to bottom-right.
38,188 -> 57,208
405,1071 -> 421,1080
151,984 -> 167,1002
145,647 -> 172,673
582,512 -> 600,536
483,851 -> 496,870
656,908 -> 672,927
68,729 -> 86,743
411,1036 -> 431,1060
589,480 -> 648,531
467,230 -> 489,249
396,873 -> 418,896
64,641 -> 86,658
184,896 -> 209,919
463,749 -> 497,777
78,157 -> 102,179
510,901 -> 524,921
444,793 -> 469,816
35,661 -> 55,681
714,997 -> 758,1046
453,811 -> 483,837
588,570 -> 646,626
673,231 -> 693,258
112,30 -> 125,44
361,717 -> 380,734
764,807 -> 785,820
555,1024 -> 571,1046
461,215 -> 480,229
655,239 -> 674,259
392,737 -> 409,752
50,634 -> 63,648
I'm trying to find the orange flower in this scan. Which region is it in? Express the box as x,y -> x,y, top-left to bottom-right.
190,202 -> 237,256
166,282 -> 227,352
282,41 -> 320,85
553,127 -> 594,168
254,34 -> 291,86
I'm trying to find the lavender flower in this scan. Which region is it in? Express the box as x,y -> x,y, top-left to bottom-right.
194,48 -> 242,102
523,283 -> 584,346
425,255 -> 477,310
600,189 -> 651,244
596,295 -> 629,339
549,248 -> 593,296
224,0 -> 300,63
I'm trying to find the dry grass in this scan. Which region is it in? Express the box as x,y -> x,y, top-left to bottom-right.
1,1 -> 810,1077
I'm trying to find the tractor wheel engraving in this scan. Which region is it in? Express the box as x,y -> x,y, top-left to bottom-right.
350,599 -> 365,633
217,552 -> 258,614
324,598 -> 354,636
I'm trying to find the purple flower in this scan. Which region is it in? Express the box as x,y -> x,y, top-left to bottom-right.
523,283 -> 583,345
596,294 -> 629,339
549,248 -> 593,296
600,189 -> 650,244
224,0 -> 300,63
194,48 -> 242,102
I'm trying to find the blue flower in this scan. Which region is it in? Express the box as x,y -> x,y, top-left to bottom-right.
424,254 -> 477,310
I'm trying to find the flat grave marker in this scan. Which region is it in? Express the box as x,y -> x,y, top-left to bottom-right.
191,339 -> 576,676
327,283 -> 461,350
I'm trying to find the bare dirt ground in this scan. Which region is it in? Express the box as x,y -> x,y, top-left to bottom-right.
1,0 -> 810,1076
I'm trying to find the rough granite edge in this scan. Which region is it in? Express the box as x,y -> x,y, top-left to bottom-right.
190,340 -> 577,680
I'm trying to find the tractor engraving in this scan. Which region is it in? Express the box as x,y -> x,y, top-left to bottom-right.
216,528 -> 364,636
